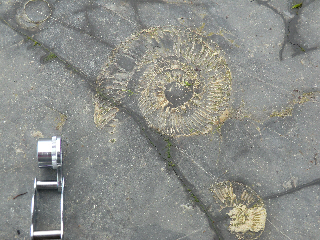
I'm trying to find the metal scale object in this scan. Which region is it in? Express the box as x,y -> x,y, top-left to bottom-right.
30,136 -> 64,239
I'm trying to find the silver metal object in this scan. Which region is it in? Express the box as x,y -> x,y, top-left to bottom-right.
31,136 -> 64,239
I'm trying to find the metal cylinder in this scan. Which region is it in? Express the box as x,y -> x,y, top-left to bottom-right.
36,181 -> 59,190
32,230 -> 62,239
37,136 -> 62,169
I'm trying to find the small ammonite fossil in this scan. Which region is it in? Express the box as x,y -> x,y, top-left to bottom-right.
210,181 -> 267,240
16,0 -> 52,31
97,26 -> 232,137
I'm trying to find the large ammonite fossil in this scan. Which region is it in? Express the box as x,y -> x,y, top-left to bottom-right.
97,26 -> 232,137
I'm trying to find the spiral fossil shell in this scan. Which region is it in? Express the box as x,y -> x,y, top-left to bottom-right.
97,26 -> 232,137
210,181 -> 267,240
16,0 -> 52,31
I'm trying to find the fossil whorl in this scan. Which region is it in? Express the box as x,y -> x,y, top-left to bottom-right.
210,181 -> 267,240
97,26 -> 232,137
16,0 -> 52,31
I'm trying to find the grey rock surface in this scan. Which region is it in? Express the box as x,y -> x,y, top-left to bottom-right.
0,0 -> 319,239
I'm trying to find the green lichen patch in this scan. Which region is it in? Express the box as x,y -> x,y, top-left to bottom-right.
292,3 -> 302,9
168,161 -> 175,167
44,52 -> 57,62
165,138 -> 172,159
26,36 -> 41,46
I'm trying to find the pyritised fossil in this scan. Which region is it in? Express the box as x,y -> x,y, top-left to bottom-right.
210,181 -> 266,240
97,26 -> 232,137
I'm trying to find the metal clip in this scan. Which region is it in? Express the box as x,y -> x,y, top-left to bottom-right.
30,136 -> 64,239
